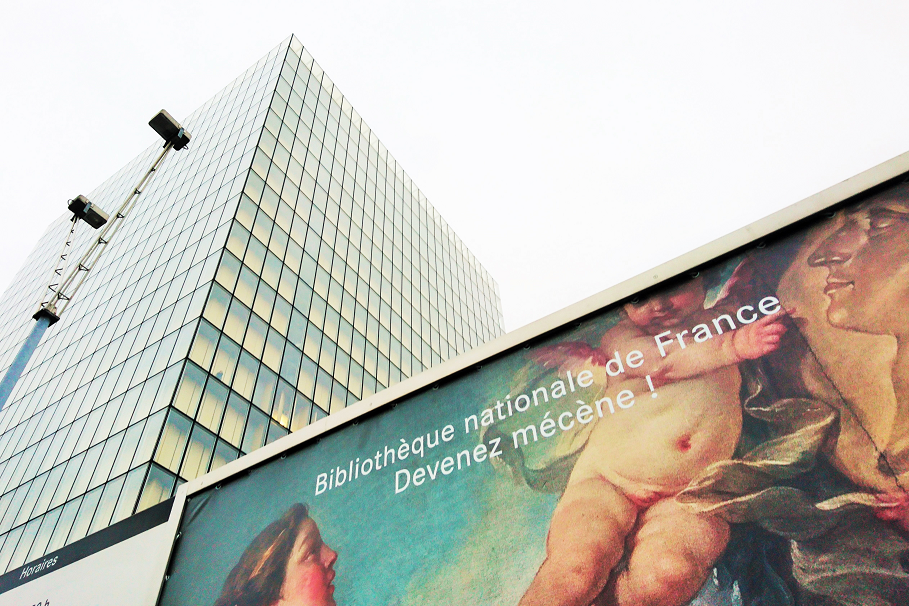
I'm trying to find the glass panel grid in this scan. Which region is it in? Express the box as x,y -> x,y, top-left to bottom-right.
0,34 -> 503,573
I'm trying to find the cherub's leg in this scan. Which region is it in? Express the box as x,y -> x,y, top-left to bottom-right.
609,498 -> 730,606
519,477 -> 636,606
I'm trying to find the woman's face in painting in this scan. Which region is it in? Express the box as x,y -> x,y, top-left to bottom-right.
279,518 -> 338,606
807,194 -> 909,336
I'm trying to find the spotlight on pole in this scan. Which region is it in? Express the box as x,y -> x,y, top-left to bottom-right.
149,110 -> 191,150
0,109 -> 193,410
67,195 -> 109,230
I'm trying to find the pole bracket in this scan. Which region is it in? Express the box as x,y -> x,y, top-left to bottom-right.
33,307 -> 60,326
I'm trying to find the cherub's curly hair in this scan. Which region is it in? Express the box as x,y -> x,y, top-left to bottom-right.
214,504 -> 310,606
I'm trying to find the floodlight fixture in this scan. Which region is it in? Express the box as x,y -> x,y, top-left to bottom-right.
0,108 -> 196,411
67,195 -> 109,229
149,110 -> 191,150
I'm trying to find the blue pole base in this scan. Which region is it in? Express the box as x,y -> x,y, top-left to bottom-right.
0,315 -> 53,410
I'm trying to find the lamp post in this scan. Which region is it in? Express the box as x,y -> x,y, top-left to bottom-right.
0,110 -> 192,410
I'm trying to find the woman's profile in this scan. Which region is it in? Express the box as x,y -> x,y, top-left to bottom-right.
214,503 -> 338,606
808,186 -> 909,499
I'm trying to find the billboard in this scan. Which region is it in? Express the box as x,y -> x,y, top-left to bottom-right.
158,163 -> 909,606
0,499 -> 176,606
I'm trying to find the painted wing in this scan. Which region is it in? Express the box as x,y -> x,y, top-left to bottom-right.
529,341 -> 608,375
712,257 -> 758,309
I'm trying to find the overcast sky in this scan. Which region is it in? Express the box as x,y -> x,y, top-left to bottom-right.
1,1 -> 908,332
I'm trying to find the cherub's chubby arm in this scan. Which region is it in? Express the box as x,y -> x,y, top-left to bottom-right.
602,312 -> 787,385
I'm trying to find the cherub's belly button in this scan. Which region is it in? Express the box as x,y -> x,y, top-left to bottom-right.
677,434 -> 692,452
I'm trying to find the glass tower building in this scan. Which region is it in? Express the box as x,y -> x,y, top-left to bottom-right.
0,35 -> 504,573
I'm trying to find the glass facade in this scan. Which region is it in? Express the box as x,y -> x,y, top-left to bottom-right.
0,35 -> 503,573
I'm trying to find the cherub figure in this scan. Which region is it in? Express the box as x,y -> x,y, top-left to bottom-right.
519,269 -> 787,606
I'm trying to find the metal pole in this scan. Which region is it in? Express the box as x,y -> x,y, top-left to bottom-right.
48,142 -> 174,316
0,313 -> 54,409
0,141 -> 178,412
44,216 -> 80,303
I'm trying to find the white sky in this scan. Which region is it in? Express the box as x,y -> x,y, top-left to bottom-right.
1,1 -> 908,332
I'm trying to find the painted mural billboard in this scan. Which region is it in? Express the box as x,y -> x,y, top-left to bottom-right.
158,175 -> 909,606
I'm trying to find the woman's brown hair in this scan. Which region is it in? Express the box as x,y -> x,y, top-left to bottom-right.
214,503 -> 310,606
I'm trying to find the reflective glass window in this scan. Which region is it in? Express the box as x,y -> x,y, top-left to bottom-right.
197,379 -> 228,433
180,426 -> 216,481
220,394 -> 249,448
153,410 -> 192,474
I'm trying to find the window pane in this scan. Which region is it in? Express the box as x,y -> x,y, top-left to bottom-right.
311,405 -> 328,424
153,411 -> 193,473
253,283 -> 277,322
235,265 -> 258,307
314,368 -> 331,410
233,352 -> 259,401
304,321 -> 322,361
88,431 -> 124,491
203,283 -> 232,329
210,440 -> 239,473
262,328 -> 284,371
330,382 -> 348,414
180,426 -> 216,481
0,494 -> 12,529
189,321 -> 219,370
252,211 -> 274,247
241,407 -> 268,453
220,394 -> 249,448
0,525 -> 25,572
226,222 -> 250,260
133,371 -> 164,421
45,497 -> 81,554
272,297 -> 292,337
137,465 -> 176,512
290,393 -> 313,432
110,421 -> 144,479
173,363 -> 206,418
223,299 -> 251,343
211,336 -> 241,386
272,380 -> 294,428
252,366 -> 278,414
8,517 -> 41,569
278,268 -> 296,305
266,419 -> 289,445
133,409 -> 167,467
66,485 -> 103,545
197,379 -> 228,433
72,406 -> 104,457
111,465 -> 147,524
90,400 -> 121,447
26,506 -> 61,564
69,444 -> 103,501
88,474 -> 126,535
244,237 -> 266,273
151,363 -> 182,414
288,309 -> 306,349
112,388 -> 140,436
280,343 -> 302,385
12,478 -> 40,528
32,465 -> 65,520
243,313 -> 267,358
215,251 -> 241,291
49,453 -> 84,511
262,251 -> 282,289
